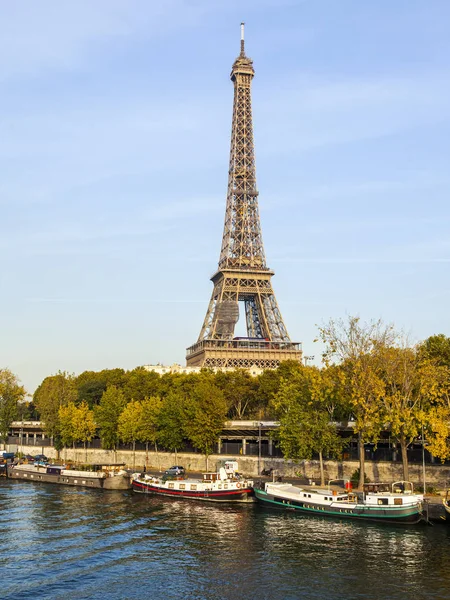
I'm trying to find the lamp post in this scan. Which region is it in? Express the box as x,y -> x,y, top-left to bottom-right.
303,355 -> 315,366
258,421 -> 262,477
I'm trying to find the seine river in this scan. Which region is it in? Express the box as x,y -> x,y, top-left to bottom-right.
1,481 -> 449,600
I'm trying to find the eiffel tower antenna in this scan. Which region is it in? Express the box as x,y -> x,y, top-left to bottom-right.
186,25 -> 302,369
240,22 -> 245,55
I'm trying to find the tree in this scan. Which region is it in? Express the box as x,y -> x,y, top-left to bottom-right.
123,368 -> 162,402
77,379 -> 107,409
58,402 -> 77,460
118,400 -> 143,469
183,380 -> 227,470
95,385 -> 127,450
0,369 -> 26,445
72,401 -> 96,463
424,366 -> 450,462
419,334 -> 450,369
215,369 -> 258,419
317,316 -> 395,488
16,400 -> 39,421
377,345 -> 444,480
138,396 -> 163,468
256,360 -> 304,418
157,390 -> 187,462
33,372 -> 78,442
272,366 -> 346,485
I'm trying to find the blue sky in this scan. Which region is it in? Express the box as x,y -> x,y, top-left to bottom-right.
1,0 -> 449,394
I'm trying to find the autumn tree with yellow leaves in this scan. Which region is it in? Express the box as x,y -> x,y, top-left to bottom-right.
317,316 -> 396,489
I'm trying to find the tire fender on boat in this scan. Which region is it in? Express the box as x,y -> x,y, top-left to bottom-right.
236,483 -> 241,488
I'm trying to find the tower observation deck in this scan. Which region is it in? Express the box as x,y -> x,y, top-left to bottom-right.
186,24 -> 302,369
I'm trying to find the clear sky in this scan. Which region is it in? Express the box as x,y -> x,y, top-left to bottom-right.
1,0 -> 449,394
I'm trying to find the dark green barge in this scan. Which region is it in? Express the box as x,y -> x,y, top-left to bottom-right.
255,481 -> 424,524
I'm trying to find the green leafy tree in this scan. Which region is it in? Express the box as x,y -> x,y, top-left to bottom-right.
418,334 -> 450,369
77,379 -> 107,409
16,400 -> 39,421
157,390 -> 187,462
118,400 -> 143,469
72,401 -> 96,463
0,369 -> 26,445
215,369 -> 258,419
138,396 -> 163,468
33,372 -> 78,445
183,380 -> 227,470
95,385 -> 127,450
272,366 -> 346,485
255,360 -> 304,418
123,368 -> 162,402
58,402 -> 77,460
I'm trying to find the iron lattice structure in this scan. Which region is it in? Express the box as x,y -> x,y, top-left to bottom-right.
186,25 -> 302,369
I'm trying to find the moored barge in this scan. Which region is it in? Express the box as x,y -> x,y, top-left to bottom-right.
255,480 -> 424,524
8,463 -> 131,490
132,461 -> 254,502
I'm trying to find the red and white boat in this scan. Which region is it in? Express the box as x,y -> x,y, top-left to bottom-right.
132,461 -> 254,502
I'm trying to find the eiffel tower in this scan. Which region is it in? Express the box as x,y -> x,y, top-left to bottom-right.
186,24 -> 302,369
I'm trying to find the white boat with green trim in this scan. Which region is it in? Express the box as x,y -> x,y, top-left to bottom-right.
255,480 -> 424,524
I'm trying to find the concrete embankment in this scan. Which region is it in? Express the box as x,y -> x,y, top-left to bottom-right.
9,444 -> 450,488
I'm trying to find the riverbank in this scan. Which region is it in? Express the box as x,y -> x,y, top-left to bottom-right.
8,443 -> 450,487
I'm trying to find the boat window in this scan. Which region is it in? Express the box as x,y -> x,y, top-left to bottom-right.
168,483 -> 174,489
377,498 -> 389,505
179,484 -> 185,490
224,484 -> 228,489
190,485 -> 197,491
308,494 -> 311,498
394,498 -> 403,505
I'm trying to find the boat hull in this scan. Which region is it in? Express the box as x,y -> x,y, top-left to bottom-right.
254,488 -> 423,524
8,467 -> 131,490
132,479 -> 254,502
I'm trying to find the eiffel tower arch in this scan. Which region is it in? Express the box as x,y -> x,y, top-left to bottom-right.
186,24 -> 302,370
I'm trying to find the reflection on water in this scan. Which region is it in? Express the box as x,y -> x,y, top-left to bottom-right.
0,481 -> 449,600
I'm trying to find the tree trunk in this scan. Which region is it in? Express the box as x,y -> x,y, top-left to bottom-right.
358,433 -> 365,490
73,441 -> 76,464
145,442 -> 149,469
319,450 -> 325,486
154,441 -> 159,472
206,455 -> 208,471
84,441 -> 87,464
400,436 -> 409,481
132,440 -> 136,470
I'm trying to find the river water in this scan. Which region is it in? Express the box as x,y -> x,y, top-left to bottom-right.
1,480 -> 449,600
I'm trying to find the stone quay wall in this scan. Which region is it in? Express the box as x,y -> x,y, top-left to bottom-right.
9,443 -> 450,487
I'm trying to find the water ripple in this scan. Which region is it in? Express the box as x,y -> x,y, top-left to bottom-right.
1,481 -> 449,600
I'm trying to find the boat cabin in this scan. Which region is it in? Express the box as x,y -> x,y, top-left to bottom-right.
363,483 -> 391,494
46,465 -> 65,476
